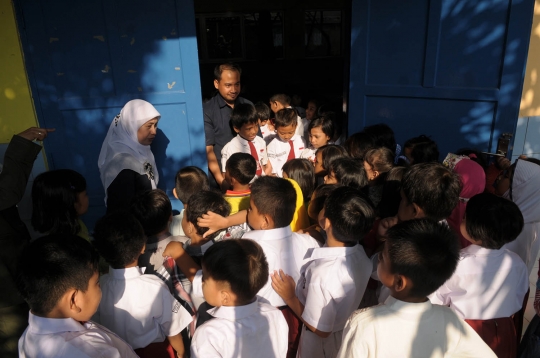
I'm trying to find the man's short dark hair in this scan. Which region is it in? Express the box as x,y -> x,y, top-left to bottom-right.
386,219 -> 459,298
404,135 -> 440,164
214,62 -> 242,81
465,193 -> 524,249
231,103 -> 258,130
401,163 -> 461,221
324,186 -> 375,245
203,239 -> 268,303
274,108 -> 297,128
250,176 -> 296,228
318,144 -> 349,172
226,153 -> 257,185
254,102 -> 271,121
186,191 -> 231,240
175,166 -> 210,204
269,93 -> 291,106
131,189 -> 172,237
329,158 -> 368,189
16,234 -> 99,316
93,212 -> 146,269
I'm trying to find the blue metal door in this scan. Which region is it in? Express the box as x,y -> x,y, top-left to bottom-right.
15,0 -> 205,227
348,0 -> 535,157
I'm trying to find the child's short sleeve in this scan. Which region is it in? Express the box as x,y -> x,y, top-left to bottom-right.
301,283 -> 337,333
159,286 -> 192,337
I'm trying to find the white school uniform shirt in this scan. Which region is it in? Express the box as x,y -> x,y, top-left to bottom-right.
296,244 -> 372,358
221,134 -> 269,175
336,296 -> 497,358
191,299 -> 289,358
19,312 -> 138,358
92,266 -> 192,349
430,245 -> 528,320
300,147 -> 317,163
170,209 -> 185,236
267,134 -> 306,177
242,226 -> 320,307
296,116 -> 309,140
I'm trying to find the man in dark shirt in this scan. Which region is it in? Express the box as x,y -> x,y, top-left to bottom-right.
204,62 -> 252,186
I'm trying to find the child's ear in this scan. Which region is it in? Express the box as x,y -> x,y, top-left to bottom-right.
394,274 -> 408,293
173,188 -> 179,199
68,289 -> 83,315
233,127 -> 240,134
412,203 -> 425,219
322,217 -> 331,231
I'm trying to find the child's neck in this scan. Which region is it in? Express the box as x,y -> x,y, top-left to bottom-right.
188,233 -> 211,246
147,229 -> 172,244
392,294 -> 429,304
124,258 -> 139,269
326,233 -> 348,248
230,183 -> 250,192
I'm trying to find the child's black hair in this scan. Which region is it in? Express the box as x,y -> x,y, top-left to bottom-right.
274,108 -> 297,128
363,123 -> 396,154
231,103 -> 258,130
175,166 -> 210,204
130,189 -> 172,237
328,158 -> 368,189
318,144 -> 349,173
250,176 -> 296,228
270,93 -> 291,106
93,212 -> 147,269
202,239 -> 268,303
364,147 -> 395,176
31,169 -> 86,235
324,186 -> 375,245
385,218 -> 460,297
214,62 -> 242,81
308,184 -> 339,220
186,190 -> 231,240
254,101 -> 271,121
282,158 -> 315,202
226,153 -> 257,185
404,135 -> 440,164
308,116 -> 335,140
465,193 -> 524,249
378,166 -> 407,219
344,132 -> 376,160
401,162 -> 461,221
16,234 -> 99,316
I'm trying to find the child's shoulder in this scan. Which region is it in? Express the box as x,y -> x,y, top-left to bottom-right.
347,303 -> 386,324
292,231 -> 320,249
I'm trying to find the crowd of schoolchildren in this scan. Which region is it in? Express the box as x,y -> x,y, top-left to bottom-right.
12,92 -> 540,358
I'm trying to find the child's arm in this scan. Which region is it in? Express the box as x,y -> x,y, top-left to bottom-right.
162,242 -> 200,282
271,269 -> 331,338
167,333 -> 185,358
197,210 -> 248,238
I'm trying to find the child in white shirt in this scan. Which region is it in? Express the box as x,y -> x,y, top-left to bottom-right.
272,186 -> 376,358
430,192 -> 528,357
92,212 -> 192,358
267,108 -> 306,177
17,234 -> 138,358
190,239 -> 289,357
221,103 -> 271,181
300,116 -> 334,163
269,93 -> 308,141
254,101 -> 276,145
337,219 -> 496,358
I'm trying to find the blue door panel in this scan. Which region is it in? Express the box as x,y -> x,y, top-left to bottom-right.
15,0 -> 205,228
349,0 -> 535,156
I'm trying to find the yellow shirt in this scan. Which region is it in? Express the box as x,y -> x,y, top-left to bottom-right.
224,190 -> 251,215
286,179 -> 310,232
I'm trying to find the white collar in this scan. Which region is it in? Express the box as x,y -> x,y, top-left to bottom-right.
383,296 -> 433,318
28,311 -> 86,334
109,266 -> 145,279
242,226 -> 292,241
461,244 -> 503,257
306,244 -> 365,261
207,299 -> 259,321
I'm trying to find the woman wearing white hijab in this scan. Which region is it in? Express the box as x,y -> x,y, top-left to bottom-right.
495,157 -> 540,274
98,99 -> 160,213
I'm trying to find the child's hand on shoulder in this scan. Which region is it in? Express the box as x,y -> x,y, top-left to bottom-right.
197,211 -> 229,238
162,241 -> 185,260
271,269 -> 296,302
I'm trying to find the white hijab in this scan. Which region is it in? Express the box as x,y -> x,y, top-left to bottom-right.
502,159 -> 540,273
98,100 -> 161,201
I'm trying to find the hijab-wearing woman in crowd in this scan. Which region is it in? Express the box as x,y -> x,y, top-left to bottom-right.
98,99 -> 160,213
444,153 -> 486,249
